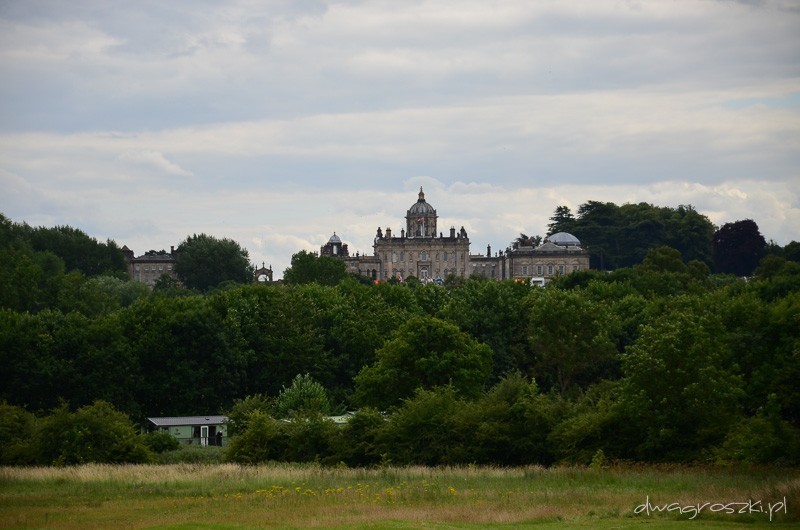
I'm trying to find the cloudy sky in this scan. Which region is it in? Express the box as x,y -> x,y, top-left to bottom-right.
1,0 -> 798,278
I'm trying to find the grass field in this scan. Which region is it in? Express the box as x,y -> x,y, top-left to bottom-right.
0,463 -> 797,529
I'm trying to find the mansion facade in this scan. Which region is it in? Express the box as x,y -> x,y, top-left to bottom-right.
121,246 -> 178,287
321,188 -> 590,284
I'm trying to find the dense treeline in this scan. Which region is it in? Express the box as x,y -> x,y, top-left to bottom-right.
546,201 -> 793,277
1,211 -> 799,466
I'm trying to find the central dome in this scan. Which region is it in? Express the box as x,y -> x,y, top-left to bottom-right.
408,187 -> 435,215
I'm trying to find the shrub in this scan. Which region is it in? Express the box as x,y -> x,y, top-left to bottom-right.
141,430 -> 180,453
32,401 -> 153,465
280,413 -> 340,464
381,386 -> 463,466
336,408 -> 387,466
0,401 -> 36,464
226,393 -> 274,435
225,411 -> 285,464
716,415 -> 800,465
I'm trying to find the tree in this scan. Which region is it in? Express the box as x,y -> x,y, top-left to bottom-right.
784,241 -> 800,263
175,233 -> 253,292
713,219 -> 766,276
547,205 -> 576,235
525,289 -> 618,395
274,373 -> 332,418
283,250 -> 347,286
562,201 -> 715,270
353,316 -> 492,409
440,279 -> 531,381
23,224 -> 126,277
619,306 -> 744,460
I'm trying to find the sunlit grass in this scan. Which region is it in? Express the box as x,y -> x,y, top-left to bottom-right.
1,464 -> 797,529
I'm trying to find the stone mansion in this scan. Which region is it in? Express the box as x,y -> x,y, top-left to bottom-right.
320,188 -> 590,285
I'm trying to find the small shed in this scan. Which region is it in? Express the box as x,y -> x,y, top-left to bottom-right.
147,416 -> 228,446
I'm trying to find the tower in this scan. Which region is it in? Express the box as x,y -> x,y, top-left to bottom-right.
405,187 -> 437,238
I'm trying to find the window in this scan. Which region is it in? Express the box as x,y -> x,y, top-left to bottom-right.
421,251 -> 428,261
522,265 -> 529,275
443,252 -> 448,262
559,265 -> 565,274
392,252 -> 397,262
537,265 -> 543,275
400,252 -> 405,261
547,265 -> 554,275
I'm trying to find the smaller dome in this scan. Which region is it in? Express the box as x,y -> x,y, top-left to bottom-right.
548,232 -> 581,246
328,233 -> 342,244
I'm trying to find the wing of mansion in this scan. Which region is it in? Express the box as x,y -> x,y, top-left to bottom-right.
320,188 -> 590,285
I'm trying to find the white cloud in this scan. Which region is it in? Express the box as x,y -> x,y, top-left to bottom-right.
118,150 -> 193,177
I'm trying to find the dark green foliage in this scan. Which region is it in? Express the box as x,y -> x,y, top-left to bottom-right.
713,219 -> 767,276
784,241 -> 800,262
2,209 -> 800,467
525,288 -> 618,395
121,294 -> 247,416
283,250 -> 347,286
448,372 -> 560,465
225,411 -> 285,464
280,413 -> 340,464
175,233 -> 253,292
716,414 -> 800,465
275,374 -> 332,418
620,305 -> 745,460
226,393 -> 274,435
32,401 -> 152,465
555,201 -> 715,270
380,386 -> 464,465
142,430 -> 180,453
0,402 -> 36,464
353,316 -> 492,409
548,381 -> 629,464
22,224 -> 126,277
440,279 -> 530,382
547,205 -> 576,235
335,408 -> 386,466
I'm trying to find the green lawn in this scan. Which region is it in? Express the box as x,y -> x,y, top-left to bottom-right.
0,463 -> 796,529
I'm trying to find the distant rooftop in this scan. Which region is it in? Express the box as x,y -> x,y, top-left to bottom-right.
147,416 -> 228,427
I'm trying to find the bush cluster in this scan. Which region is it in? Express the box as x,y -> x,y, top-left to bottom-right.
0,401 -> 153,465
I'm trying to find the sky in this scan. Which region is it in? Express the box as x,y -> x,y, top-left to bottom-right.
1,0 -> 798,278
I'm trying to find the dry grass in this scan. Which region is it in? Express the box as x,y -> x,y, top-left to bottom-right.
1,464 -> 797,529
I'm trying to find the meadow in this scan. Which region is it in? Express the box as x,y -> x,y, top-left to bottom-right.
0,463 -> 797,529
